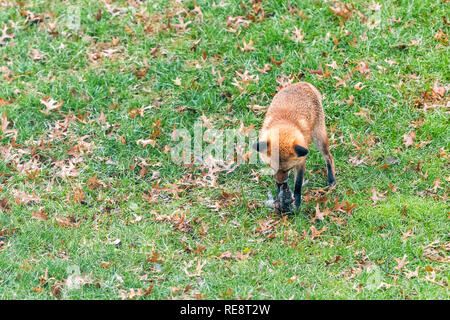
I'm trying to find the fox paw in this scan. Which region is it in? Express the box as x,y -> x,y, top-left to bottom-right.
327,179 -> 336,187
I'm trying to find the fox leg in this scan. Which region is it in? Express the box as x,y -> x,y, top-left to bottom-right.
313,123 -> 336,187
294,160 -> 305,209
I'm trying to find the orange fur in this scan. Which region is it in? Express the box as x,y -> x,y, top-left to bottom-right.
257,82 -> 335,185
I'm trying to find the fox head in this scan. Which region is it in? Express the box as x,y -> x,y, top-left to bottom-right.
253,126 -> 308,184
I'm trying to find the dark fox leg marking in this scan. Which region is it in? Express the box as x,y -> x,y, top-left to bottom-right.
313,126 -> 336,187
320,141 -> 336,186
294,163 -> 305,209
326,161 -> 336,187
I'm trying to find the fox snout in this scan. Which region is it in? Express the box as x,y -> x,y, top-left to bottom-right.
252,140 -> 309,184
274,170 -> 288,184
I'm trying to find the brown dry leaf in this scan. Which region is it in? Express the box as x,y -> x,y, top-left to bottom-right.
404,267 -> 419,279
377,65 -> 388,73
368,1 -> 382,11
255,217 -> 280,236
1,112 -> 9,132
431,178 -> 443,193
136,138 -> 156,147
0,23 -> 14,46
270,56 -> 285,66
54,215 -> 78,228
431,82 -> 447,98
218,250 -> 250,260
326,60 -> 339,70
28,47 -> 46,61
403,131 -> 416,148
394,254 -> 409,271
190,3 -> 204,21
239,38 -> 255,52
118,286 -> 153,300
310,225 -> 327,240
291,27 -> 305,43
55,159 -> 80,179
334,76 -> 347,88
355,61 -> 371,78
325,255 -> 342,266
40,97 -> 63,115
353,82 -> 366,90
329,2 -> 354,21
32,209 -> 48,221
13,190 -> 41,204
0,97 -> 13,106
1,112 -> 18,138
32,286 -> 43,293
369,188 -> 387,204
218,251 -> 233,259
384,59 -> 397,66
101,48 -> 121,59
343,95 -> 355,105
401,229 -> 414,243
225,15 -> 251,32
434,29 -> 448,45
310,204 -> 330,223
172,77 -> 182,86
0,228 -> 17,237
0,240 -> 7,251
133,68 -> 147,78
51,281 -> 64,299
147,251 -> 163,264
275,72 -> 294,90
349,155 -> 367,167
353,107 -> 370,117
216,70 -> 225,87
97,110 -> 107,123
236,69 -> 259,84
128,108 -> 144,118
94,8 -> 102,21
288,275 -> 299,284
306,63 -> 326,76
150,44 -> 161,57
298,9 -> 310,20
423,270 -> 446,287
234,251 -> 251,260
0,196 -> 9,211
248,104 -> 267,115
422,241 -> 449,263
232,69 -> 258,94
392,39 -> 419,48
256,63 -> 272,74
199,112 -> 214,129
172,16 -> 191,33
183,258 -> 207,277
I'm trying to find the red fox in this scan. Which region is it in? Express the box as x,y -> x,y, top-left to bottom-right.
253,82 -> 336,210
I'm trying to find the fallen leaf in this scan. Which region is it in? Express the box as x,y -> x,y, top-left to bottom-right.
32,209 -> 48,221
394,254 -> 409,271
239,38 -> 255,52
40,97 -> 63,115
136,138 -> 156,147
403,131 -> 416,148
28,47 -> 46,61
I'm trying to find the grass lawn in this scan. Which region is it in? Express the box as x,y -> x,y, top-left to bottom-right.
0,0 -> 448,299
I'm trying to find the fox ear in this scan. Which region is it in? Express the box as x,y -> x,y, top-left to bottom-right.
252,141 -> 268,152
294,145 -> 308,157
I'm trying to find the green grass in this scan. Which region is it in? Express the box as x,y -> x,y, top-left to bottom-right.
0,0 -> 448,299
